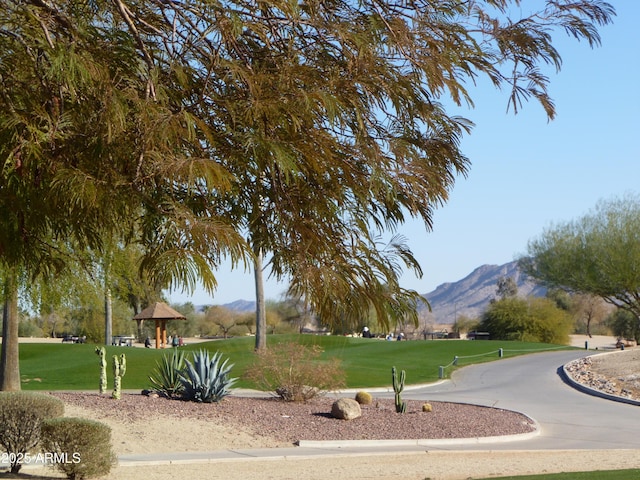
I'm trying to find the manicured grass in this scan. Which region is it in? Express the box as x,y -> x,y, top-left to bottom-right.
19,335 -> 573,391
285,334 -> 569,387
477,470 -> 640,480
20,342 -> 176,391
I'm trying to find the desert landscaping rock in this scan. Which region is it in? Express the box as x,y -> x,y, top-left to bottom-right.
331,398 -> 362,420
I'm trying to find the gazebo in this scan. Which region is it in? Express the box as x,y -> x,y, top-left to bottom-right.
133,302 -> 186,349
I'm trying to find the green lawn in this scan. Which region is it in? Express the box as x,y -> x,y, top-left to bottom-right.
19,335 -> 573,391
477,470 -> 640,480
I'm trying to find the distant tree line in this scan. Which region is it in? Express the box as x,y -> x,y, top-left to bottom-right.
450,277 -> 618,344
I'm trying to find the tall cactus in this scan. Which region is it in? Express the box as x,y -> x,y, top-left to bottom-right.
95,347 -> 107,394
112,354 -> 127,399
392,366 -> 407,413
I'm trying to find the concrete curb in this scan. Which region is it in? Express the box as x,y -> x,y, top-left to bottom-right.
231,380 -> 450,398
335,380 -> 450,395
561,351 -> 640,407
297,420 -> 541,448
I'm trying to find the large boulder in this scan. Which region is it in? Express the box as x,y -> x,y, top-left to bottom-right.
331,398 -> 362,420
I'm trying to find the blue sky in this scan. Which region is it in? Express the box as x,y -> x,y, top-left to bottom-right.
169,1 -> 638,306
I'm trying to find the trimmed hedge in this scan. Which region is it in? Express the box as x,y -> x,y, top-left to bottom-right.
41,417 -> 116,480
0,392 -> 64,473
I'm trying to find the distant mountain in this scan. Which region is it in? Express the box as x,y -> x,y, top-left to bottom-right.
421,260 -> 546,324
221,260 -> 547,320
222,299 -> 255,312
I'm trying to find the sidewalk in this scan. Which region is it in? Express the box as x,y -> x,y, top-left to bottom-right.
569,334 -> 619,350
116,424 -> 541,468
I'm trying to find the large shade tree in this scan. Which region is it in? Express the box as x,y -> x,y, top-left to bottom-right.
521,195 -> 640,323
212,0 -> 615,348
0,1 -> 246,388
76,0 -> 612,349
0,0 -> 616,382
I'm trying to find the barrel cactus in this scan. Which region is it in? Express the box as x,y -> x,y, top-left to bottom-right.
355,391 -> 373,405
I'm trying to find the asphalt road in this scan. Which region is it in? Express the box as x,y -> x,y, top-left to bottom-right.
119,349 -> 640,466
395,349 -> 640,451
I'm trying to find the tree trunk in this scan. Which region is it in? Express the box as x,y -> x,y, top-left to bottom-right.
104,288 -> 112,346
1,271 -> 21,391
135,319 -> 144,342
132,296 -> 143,341
254,248 -> 267,351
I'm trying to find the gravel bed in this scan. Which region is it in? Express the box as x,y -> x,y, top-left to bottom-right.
565,349 -> 640,400
50,392 -> 535,444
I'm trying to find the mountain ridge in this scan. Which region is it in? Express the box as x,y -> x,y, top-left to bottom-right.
219,260 -> 546,322
420,260 -> 546,323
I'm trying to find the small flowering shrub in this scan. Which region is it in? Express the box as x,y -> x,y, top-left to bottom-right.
245,342 -> 345,402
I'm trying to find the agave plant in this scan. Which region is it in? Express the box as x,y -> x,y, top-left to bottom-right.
179,350 -> 237,403
149,348 -> 186,398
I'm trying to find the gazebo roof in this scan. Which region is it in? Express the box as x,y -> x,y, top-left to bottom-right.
133,302 -> 186,321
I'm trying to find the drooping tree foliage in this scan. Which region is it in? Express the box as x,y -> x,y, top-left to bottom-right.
184,0 -> 616,348
25,242 -> 162,342
0,0 -> 615,380
522,194 -> 640,324
0,0 -> 247,290
0,0 -> 246,386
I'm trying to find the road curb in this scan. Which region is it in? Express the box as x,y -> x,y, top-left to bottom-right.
297,421 -> 541,448
561,352 -> 640,407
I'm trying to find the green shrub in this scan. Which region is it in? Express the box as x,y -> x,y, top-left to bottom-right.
608,309 -> 640,344
41,417 -> 116,480
355,391 -> 372,405
245,342 -> 346,402
149,348 -> 186,398
180,350 -> 237,403
479,297 -> 572,343
0,392 -> 64,473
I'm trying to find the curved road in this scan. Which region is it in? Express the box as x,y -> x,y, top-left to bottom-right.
120,349 -> 640,467
395,349 -> 640,451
